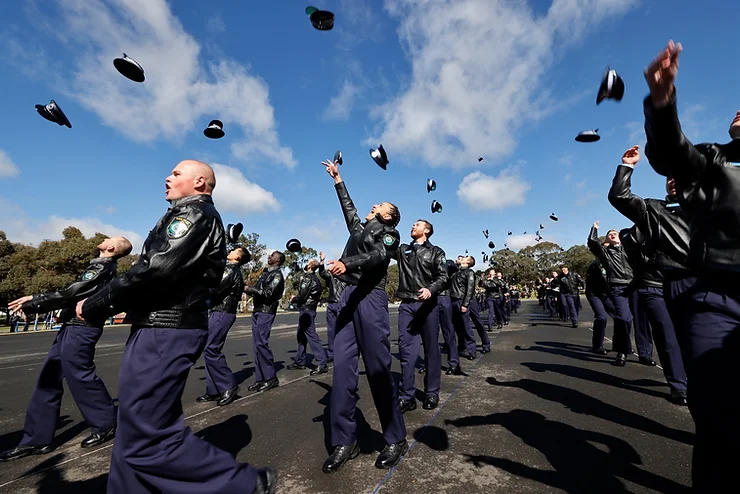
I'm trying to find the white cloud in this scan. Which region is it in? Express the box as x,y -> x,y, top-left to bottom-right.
624,121 -> 644,145
12,0 -> 294,168
206,13 -> 226,34
211,163 -> 280,214
506,234 -> 537,251
457,170 -> 531,211
97,205 -> 117,214
0,149 -> 20,177
369,0 -> 639,167
323,80 -> 361,122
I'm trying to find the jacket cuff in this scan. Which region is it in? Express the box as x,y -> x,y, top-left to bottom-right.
619,163 -> 635,169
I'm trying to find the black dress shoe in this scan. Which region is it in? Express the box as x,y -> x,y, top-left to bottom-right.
217,386 -> 239,406
327,356 -> 334,363
322,442 -> 360,473
253,467 -> 278,494
423,394 -> 439,410
669,393 -> 688,406
0,444 -> 53,462
248,381 -> 264,392
572,322 -> 578,328
591,348 -> 608,355
639,357 -> 657,366
418,365 -> 426,374
81,426 -> 115,448
196,393 -> 219,403
445,365 -> 463,375
375,440 -> 408,469
399,398 -> 417,413
310,364 -> 328,376
258,377 -> 279,392
287,362 -> 306,370
481,347 -> 491,354
612,353 -> 627,366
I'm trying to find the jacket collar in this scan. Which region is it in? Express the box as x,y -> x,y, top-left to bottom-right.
168,194 -> 214,208
719,137 -> 740,162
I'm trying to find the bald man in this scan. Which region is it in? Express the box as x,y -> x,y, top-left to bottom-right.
1,236 -> 132,462
76,160 -> 276,494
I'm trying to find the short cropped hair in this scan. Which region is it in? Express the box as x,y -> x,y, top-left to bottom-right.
417,219 -> 434,238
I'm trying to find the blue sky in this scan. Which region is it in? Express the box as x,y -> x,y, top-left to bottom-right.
0,0 -> 737,263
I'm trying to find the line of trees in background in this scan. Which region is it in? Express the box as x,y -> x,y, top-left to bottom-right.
0,228 -> 596,323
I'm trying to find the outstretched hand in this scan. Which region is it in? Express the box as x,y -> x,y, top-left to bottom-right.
621,145 -> 640,165
321,159 -> 342,183
644,40 -> 682,107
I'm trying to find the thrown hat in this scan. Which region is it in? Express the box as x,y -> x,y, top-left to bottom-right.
575,129 -> 600,143
539,224 -> 544,229
523,231 -> 527,234
597,67 -> 624,104
478,156 -> 483,162
226,222 -> 243,244
308,8 -> 335,31
369,145 -> 389,169
508,231 -> 512,236
488,241 -> 495,249
35,99 -> 71,128
431,200 -> 443,214
204,119 -> 225,139
426,179 -> 436,193
549,213 -> 558,221
286,238 -> 302,253
465,249 -> 468,254
483,229 -> 489,238
113,53 -> 145,83
333,149 -> 343,165
483,254 -> 489,263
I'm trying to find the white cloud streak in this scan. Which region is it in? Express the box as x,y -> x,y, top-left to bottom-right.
211,163 -> 280,215
0,149 -> 20,177
457,170 -> 531,211
323,80 -> 361,122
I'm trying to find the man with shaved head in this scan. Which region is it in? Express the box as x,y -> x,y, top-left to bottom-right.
1,235 -> 132,462
75,160 -> 276,494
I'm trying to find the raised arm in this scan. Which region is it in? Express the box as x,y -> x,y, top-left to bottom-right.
587,223 -> 607,264
608,146 -> 649,229
23,262 -> 114,314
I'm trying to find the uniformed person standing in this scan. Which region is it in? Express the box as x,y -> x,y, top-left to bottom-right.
449,256 -> 478,359
1,237 -> 131,462
245,251 -> 285,393
287,259 -> 329,375
584,255 -> 615,354
558,266 -> 584,327
197,246 -> 250,406
466,264 -> 491,353
438,260 -> 462,374
319,251 -> 347,363
642,40 -> 740,490
484,270 -> 504,330
76,160 -> 276,494
395,219 -> 447,413
320,157 -> 407,473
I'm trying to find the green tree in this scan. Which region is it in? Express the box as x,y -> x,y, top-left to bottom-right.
561,245 -> 594,278
386,263 -> 399,302
281,246 -> 320,306
117,254 -> 139,276
239,232 -> 268,287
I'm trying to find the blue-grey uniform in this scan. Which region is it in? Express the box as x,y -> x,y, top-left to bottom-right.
246,265 -> 284,386
290,271 -> 327,368
319,263 -> 347,361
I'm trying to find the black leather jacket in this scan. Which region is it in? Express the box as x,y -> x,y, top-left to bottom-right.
484,278 -> 505,298
559,272 -> 584,295
294,272 -> 322,311
438,260 -> 458,297
644,91 -> 740,274
82,194 -> 226,328
334,182 -> 399,290
620,227 -> 663,289
246,266 -> 285,314
585,259 -> 608,297
588,226 -> 633,285
511,288 -> 520,299
395,241 -> 448,300
318,264 -> 347,304
449,268 -> 475,307
210,262 -> 244,314
608,164 -> 692,278
23,256 -> 118,328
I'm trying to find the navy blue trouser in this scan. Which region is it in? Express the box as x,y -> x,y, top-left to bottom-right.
468,298 -> 491,351
204,311 -> 237,395
252,312 -> 277,382
452,299 -> 477,356
331,286 -> 406,447
293,308 -> 327,367
586,292 -> 615,351
487,297 -> 503,327
326,302 -> 339,360
398,299 -> 441,400
563,294 -> 579,325
608,285 -> 633,354
636,287 -> 687,396
107,327 -> 258,493
20,324 -> 116,447
438,295 -> 459,367
629,289 -> 654,359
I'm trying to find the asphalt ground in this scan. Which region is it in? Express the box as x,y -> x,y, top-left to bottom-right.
0,299 -> 694,493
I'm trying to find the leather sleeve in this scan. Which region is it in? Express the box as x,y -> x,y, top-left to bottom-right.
82,205 -> 221,321
23,261 -> 114,314
426,248 -> 448,295
341,229 -> 400,272
264,271 -> 284,302
608,165 -> 649,230
484,279 -> 496,289
462,270 -> 475,307
293,274 -> 312,305
643,90 -> 708,182
318,264 -> 331,282
210,265 -> 236,306
587,226 -> 607,263
335,182 -> 364,235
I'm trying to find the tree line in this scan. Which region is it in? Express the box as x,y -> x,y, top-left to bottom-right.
0,228 -> 597,323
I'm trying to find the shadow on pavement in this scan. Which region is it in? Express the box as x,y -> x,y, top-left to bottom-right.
195,414 -> 252,457
514,343 -> 614,364
413,425 -> 449,451
0,415 -> 91,455
33,455 -> 109,494
446,409 -> 690,493
486,377 -> 693,445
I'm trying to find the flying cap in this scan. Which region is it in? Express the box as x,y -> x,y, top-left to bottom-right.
483,229 -> 489,238
550,213 -> 558,221
333,149 -> 343,165
488,241 -> 495,249
478,157 -> 483,162
426,179 -> 436,193
575,129 -> 600,143
369,145 -> 389,169
204,120 -> 225,139
35,99 -> 71,128
597,67 -> 624,104
226,223 -> 243,244
286,238 -> 302,253
113,53 -> 145,82
309,9 -> 335,30
431,200 -> 443,214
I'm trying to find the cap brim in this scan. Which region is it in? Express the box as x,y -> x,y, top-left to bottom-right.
204,128 -> 225,139
114,58 -> 145,82
575,133 -> 600,142
310,11 -> 335,30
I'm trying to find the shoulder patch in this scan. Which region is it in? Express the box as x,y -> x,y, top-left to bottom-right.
166,217 -> 193,239
80,270 -> 97,281
439,253 -> 446,264
383,234 -> 396,246
272,277 -> 281,286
